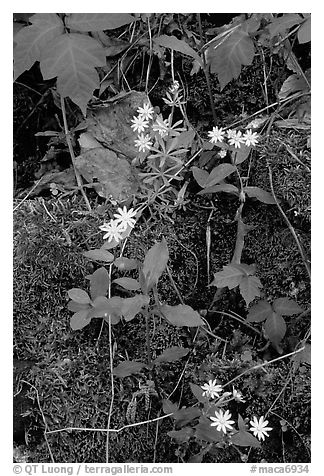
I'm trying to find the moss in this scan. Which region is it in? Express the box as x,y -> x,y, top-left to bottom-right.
13,188 -> 310,462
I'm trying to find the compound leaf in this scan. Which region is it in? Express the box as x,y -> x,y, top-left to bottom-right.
40,33 -> 106,115
209,264 -> 244,290
272,297 -> 303,316
14,13 -> 64,80
208,27 -> 255,90
239,275 -> 262,307
247,300 -> 273,323
160,304 -> 204,327
264,312 -> 287,348
65,13 -> 136,32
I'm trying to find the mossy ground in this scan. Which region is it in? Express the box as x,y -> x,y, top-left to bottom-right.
13,159 -> 310,463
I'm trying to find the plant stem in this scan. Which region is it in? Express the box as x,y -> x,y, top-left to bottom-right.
197,13 -> 217,124
60,96 -> 91,212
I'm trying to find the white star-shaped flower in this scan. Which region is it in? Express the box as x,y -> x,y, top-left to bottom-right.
99,219 -> 124,243
228,130 -> 245,149
210,409 -> 235,434
249,416 -> 273,441
113,206 -> 137,231
134,133 -> 152,152
201,379 -> 223,399
137,102 -> 155,120
226,129 -> 236,139
131,115 -> 149,133
243,129 -> 259,147
218,149 -> 227,158
208,126 -> 225,144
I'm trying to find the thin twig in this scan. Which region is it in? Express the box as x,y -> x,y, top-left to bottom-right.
13,178 -> 43,211
223,346 -> 305,388
45,413 -> 174,435
60,96 -> 91,212
20,380 -> 55,463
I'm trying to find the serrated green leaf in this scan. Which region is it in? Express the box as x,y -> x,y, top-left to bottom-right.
239,275 -> 262,307
40,33 -> 106,115
198,183 -> 239,196
155,347 -> 189,364
264,312 -> 287,347
86,267 -> 110,300
113,277 -> 140,291
209,264 -> 244,289
121,295 -> 150,322
204,163 -> 236,188
70,309 -> 91,330
113,360 -> 146,378
272,298 -> 303,316
68,288 -> 91,304
192,166 -> 209,188
162,399 -> 179,415
160,304 -> 204,327
65,13 -> 136,32
14,13 -> 64,80
247,300 -> 273,323
142,238 -> 169,290
298,17 -> 311,44
244,186 -> 276,204
154,35 -> 202,65
207,28 -> 255,90
83,249 -> 114,262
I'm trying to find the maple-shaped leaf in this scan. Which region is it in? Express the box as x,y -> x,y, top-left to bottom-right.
65,13 -> 136,32
239,274 -> 262,307
247,300 -> 273,323
14,13 -> 64,80
209,264 -> 244,289
40,33 -> 106,115
207,27 -> 255,90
